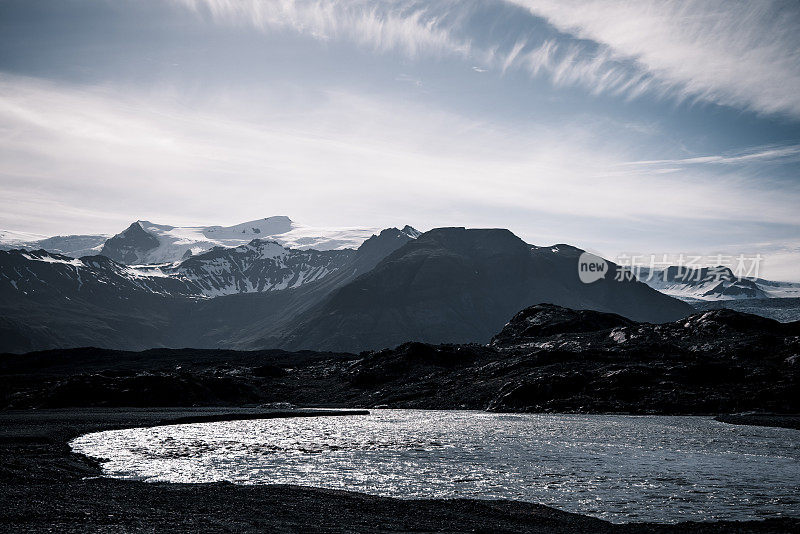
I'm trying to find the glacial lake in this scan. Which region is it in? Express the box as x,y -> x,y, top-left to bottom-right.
70,410 -> 800,523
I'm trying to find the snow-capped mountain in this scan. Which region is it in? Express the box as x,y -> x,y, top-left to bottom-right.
1,216 -> 383,266
1,226 -> 421,300
0,230 -> 108,258
638,266 -> 800,301
99,216 -> 381,265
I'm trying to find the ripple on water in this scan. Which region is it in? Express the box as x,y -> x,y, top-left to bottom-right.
69,411 -> 800,523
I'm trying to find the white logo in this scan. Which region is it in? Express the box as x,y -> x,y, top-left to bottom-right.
578,252 -> 608,283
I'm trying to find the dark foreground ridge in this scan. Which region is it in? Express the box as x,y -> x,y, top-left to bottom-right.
3,304 -> 798,413
1,408 -> 797,533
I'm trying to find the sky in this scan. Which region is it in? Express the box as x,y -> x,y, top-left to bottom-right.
0,0 -> 799,280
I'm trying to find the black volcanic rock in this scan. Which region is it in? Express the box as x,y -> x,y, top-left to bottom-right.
491,304 -> 633,347
2,305 -> 797,416
100,222 -> 160,264
679,308 -> 800,337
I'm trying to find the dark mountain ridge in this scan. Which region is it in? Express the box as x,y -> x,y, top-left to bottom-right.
0,227 -> 692,353
277,228 -> 692,352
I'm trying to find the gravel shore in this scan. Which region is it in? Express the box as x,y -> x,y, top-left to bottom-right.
1,408 -> 798,533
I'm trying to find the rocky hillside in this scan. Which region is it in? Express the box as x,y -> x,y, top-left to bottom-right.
3,305 -> 796,414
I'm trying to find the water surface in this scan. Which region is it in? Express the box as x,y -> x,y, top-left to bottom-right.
70,410 -> 800,523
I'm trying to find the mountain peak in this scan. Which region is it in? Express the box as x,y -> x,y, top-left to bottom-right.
127,221 -> 147,233
101,222 -> 160,264
401,225 -> 422,239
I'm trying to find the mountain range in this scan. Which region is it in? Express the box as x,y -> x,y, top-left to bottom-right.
1,217 -> 381,264
6,218 -> 798,303
0,223 -> 692,353
639,266 -> 800,301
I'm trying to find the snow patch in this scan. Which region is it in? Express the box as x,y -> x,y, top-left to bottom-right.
21,253 -> 83,267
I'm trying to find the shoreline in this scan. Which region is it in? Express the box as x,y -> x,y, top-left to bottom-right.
714,414 -> 800,430
1,407 -> 798,533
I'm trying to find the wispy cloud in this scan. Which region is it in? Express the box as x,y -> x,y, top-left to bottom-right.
174,0 -> 800,118
173,0 -> 644,98
510,0 -> 800,117
175,0 -> 473,59
623,144 -> 800,167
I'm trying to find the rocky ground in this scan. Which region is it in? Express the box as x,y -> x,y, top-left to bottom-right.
1,408 -> 798,533
2,305 -> 798,413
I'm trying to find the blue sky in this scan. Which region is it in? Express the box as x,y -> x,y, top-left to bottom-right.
1,0 -> 799,279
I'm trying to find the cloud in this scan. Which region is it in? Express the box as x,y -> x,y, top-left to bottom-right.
623,144 -> 800,167
1,73 -> 799,239
510,0 -> 800,118
173,1 -> 643,98
174,0 -> 473,59
173,0 -> 800,118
